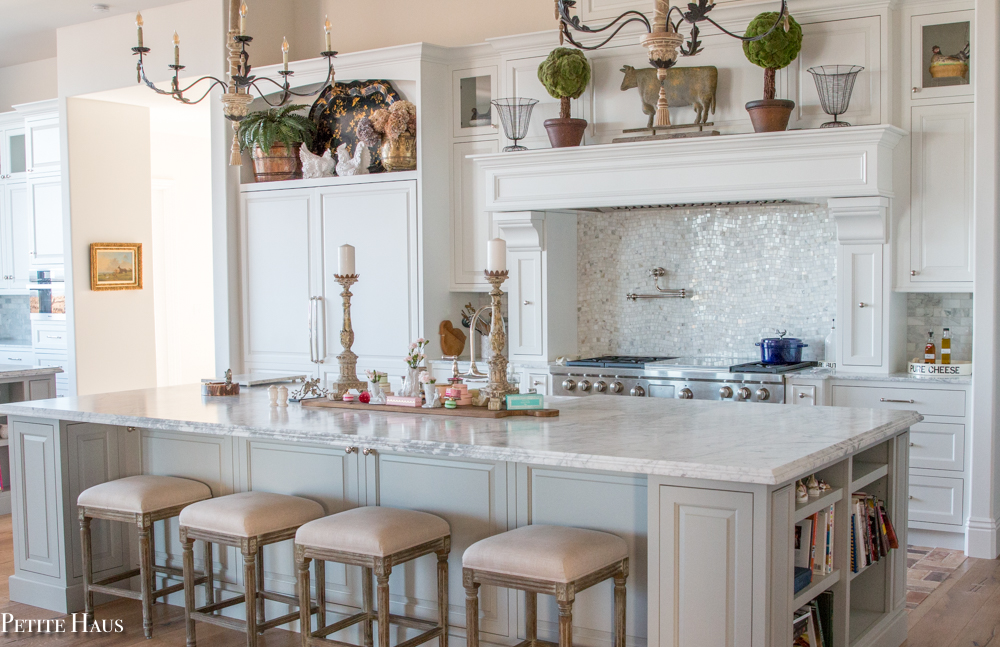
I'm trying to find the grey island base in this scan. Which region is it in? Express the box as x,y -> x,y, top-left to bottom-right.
1,385 -> 920,647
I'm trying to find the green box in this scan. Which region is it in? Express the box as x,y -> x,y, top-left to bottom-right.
505,393 -> 544,410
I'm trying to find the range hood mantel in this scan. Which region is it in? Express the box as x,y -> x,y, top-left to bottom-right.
471,125 -> 905,213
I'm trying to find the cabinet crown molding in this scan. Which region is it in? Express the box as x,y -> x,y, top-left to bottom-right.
829,196 -> 890,244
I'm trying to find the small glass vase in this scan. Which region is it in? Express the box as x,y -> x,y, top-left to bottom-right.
369,381 -> 387,405
401,367 -> 422,398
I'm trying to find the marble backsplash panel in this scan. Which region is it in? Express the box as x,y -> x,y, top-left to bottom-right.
906,293 -> 973,362
577,205 -> 837,360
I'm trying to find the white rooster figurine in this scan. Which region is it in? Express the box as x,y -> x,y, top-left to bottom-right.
335,143 -> 370,177
300,146 -> 335,179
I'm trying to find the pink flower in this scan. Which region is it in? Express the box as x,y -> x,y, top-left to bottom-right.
409,342 -> 417,350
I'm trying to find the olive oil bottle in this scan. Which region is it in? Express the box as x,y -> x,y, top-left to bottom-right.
924,331 -> 936,364
941,328 -> 951,364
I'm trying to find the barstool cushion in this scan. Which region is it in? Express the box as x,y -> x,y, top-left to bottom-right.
179,492 -> 324,537
78,475 -> 212,514
296,507 -> 450,557
463,525 -> 627,583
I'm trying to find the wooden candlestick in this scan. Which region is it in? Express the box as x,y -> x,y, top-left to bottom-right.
481,270 -> 519,410
329,274 -> 366,397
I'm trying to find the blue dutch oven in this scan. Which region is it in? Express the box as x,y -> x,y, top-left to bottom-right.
756,332 -> 808,365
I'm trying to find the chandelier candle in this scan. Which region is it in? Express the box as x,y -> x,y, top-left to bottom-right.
282,37 -> 289,72
239,1 -> 247,35
173,32 -> 180,66
135,12 -> 143,48
325,17 -> 333,52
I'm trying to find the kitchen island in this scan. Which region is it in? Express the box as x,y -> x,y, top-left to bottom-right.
1,385 -> 919,647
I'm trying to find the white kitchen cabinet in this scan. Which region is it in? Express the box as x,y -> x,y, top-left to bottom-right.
451,139 -> 498,291
318,181 -> 418,369
0,181 -> 29,288
509,251 -> 542,357
905,102 -> 974,287
908,10 -> 974,102
0,125 -> 26,180
24,115 -> 60,175
26,173 -> 63,269
240,188 -> 318,375
838,245 -> 883,368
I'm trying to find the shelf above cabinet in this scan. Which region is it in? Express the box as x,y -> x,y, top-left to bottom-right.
240,170 -> 418,193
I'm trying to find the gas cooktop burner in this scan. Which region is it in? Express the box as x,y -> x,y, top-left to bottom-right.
728,361 -> 819,374
565,355 -> 678,369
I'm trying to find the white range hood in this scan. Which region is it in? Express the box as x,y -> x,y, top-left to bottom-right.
471,125 -> 905,212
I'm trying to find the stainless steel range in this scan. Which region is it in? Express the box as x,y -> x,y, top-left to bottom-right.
550,356 -> 815,403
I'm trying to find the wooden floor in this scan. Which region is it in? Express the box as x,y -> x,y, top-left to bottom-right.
1,512 -> 998,646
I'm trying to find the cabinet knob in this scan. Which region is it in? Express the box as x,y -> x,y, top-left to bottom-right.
858,302 -> 867,308
912,87 -> 921,93
523,300 -> 532,306
362,447 -> 374,456
910,270 -> 918,276
909,495 -> 914,500
798,392 -> 807,398
126,426 -> 136,433
344,446 -> 357,454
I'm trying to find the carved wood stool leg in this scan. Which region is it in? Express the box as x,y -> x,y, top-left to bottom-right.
316,558 -> 326,631
79,512 -> 94,624
463,570 -> 480,647
613,574 -> 627,647
296,548 -> 312,647
255,546 -> 266,632
243,544 -> 259,647
182,533 -> 197,647
362,566 -> 374,647
376,560 -> 392,647
204,541 -> 215,605
525,592 -> 537,646
557,600 -> 573,647
436,550 -> 449,647
138,522 -> 154,639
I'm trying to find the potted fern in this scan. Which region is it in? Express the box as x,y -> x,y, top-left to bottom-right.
237,105 -> 318,182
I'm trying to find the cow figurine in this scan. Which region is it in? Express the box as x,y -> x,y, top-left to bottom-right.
620,65 -> 718,127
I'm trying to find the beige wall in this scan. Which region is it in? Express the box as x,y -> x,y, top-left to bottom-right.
0,58 -> 57,112
67,98 -> 157,395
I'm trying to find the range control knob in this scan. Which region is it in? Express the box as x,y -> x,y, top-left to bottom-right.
719,386 -> 734,399
610,381 -> 624,394
593,381 -> 607,393
738,387 -> 752,400
756,388 -> 770,401
679,388 -> 693,400
630,385 -> 646,397
562,379 -> 577,391
578,380 -> 592,392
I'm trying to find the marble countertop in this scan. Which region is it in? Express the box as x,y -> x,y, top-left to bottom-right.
0,384 -> 921,485
792,367 -> 971,385
0,364 -> 63,379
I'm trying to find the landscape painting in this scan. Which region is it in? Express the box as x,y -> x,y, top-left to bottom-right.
91,243 -> 142,291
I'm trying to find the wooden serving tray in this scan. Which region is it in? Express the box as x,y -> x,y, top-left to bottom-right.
300,398 -> 559,418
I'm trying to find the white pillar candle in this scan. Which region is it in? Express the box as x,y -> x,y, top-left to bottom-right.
339,244 -> 356,275
486,238 -> 507,273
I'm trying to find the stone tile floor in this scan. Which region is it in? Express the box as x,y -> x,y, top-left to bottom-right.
906,545 -> 968,610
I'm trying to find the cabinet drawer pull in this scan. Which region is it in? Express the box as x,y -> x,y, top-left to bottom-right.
798,393 -> 807,398
911,270 -> 918,276
880,398 -> 914,404
858,302 -> 867,308
533,380 -> 545,386
6,357 -> 21,361
523,300 -> 532,305
45,335 -> 62,339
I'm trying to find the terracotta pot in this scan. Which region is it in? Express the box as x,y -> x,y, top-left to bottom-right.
251,142 -> 302,182
543,118 -> 587,148
380,133 -> 417,171
745,99 -> 795,133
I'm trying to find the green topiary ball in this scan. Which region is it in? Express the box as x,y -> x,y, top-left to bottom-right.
742,12 -> 803,71
537,48 -> 592,100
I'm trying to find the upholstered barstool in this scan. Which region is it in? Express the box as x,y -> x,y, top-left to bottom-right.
463,525 -> 628,647
78,474 -> 214,639
179,491 -> 325,647
295,506 -> 452,647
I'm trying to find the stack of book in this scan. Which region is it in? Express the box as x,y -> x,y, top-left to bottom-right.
794,504 -> 835,593
793,591 -> 833,647
850,493 -> 899,573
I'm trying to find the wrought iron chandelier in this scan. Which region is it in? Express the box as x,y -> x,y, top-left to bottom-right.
131,0 -> 337,165
556,0 -> 790,127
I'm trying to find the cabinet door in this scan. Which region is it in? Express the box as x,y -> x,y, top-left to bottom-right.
27,174 -> 63,268
509,251 -> 543,357
25,117 -> 60,174
451,139 -> 498,289
320,181 -> 418,364
909,102 -> 974,284
3,127 -> 27,179
649,484 -> 753,647
241,189 -> 319,373
10,419 -> 62,577
5,182 -> 29,286
909,11 -> 974,101
838,245 -> 883,367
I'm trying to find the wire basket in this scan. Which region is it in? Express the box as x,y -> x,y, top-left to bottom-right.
807,65 -> 864,128
491,98 -> 539,151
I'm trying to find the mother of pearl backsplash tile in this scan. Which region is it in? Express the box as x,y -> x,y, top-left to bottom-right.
577,205 -> 837,359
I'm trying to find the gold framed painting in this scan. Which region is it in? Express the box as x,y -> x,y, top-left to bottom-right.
90,243 -> 142,291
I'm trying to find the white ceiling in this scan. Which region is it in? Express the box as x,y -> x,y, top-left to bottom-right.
0,0 -> 182,68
